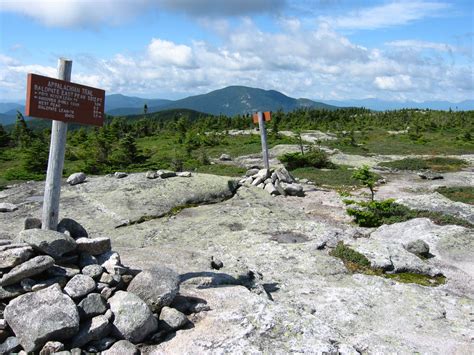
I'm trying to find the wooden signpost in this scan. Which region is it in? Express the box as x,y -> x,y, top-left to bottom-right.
25,58 -> 105,230
253,111 -> 271,170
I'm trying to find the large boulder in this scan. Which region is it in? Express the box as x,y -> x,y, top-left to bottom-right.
16,229 -> 77,259
127,266 -> 180,312
57,218 -> 88,239
4,284 -> 79,352
108,291 -> 158,343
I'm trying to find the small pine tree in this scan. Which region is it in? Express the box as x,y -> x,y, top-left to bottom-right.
11,111 -> 31,148
0,124 -> 10,147
352,165 -> 377,201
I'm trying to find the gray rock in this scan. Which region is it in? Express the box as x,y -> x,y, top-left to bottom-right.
85,336 -> 116,352
405,239 -> 430,257
157,170 -> 176,178
0,336 -> 21,354
76,237 -> 111,255
264,182 -> 279,196
39,341 -> 64,355
256,183 -> 264,189
252,176 -> 264,186
82,264 -> 103,280
16,229 -> 77,260
0,255 -> 54,286
64,275 -> 96,299
24,217 -> 42,230
69,315 -> 110,349
0,203 -> 18,213
280,182 -> 304,197
275,167 -> 295,183
102,340 -> 138,355
177,171 -> 192,177
31,276 -> 68,291
0,319 -> 6,330
0,284 -> 24,300
79,253 -> 98,268
114,172 -> 128,179
219,153 -> 232,161
47,265 -> 80,278
418,172 -> 443,180
274,181 -> 287,196
146,171 -> 158,179
57,218 -> 88,239
101,286 -> 114,300
127,266 -> 180,312
246,168 -> 260,177
159,306 -> 188,330
99,272 -> 114,285
4,284 -> 79,352
0,240 -> 11,246
256,168 -> 270,179
108,291 -> 158,343
97,251 -> 122,274
78,293 -> 107,319
0,245 -> 34,269
67,172 -> 86,186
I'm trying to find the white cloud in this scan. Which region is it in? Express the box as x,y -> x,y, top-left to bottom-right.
0,0 -> 285,28
374,75 -> 414,91
387,40 -> 455,52
147,39 -> 195,68
319,1 -> 449,30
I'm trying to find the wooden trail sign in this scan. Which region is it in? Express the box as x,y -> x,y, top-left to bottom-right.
252,111 -> 271,124
28,59 -> 105,230
254,111 -> 270,170
26,73 -> 105,126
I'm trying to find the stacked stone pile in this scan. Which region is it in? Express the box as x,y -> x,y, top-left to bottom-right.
239,167 -> 305,197
0,219 -> 190,354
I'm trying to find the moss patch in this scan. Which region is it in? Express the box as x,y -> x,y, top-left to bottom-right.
330,242 -> 446,287
436,186 -> 474,205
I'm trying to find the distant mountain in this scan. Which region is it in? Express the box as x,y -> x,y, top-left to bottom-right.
157,86 -> 336,116
322,98 -> 474,111
105,94 -> 171,115
0,103 -> 23,114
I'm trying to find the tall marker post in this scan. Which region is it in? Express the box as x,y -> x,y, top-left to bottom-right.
253,111 -> 271,170
42,58 -> 72,230
25,58 -> 105,231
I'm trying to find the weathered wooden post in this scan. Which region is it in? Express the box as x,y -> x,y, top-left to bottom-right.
42,58 -> 72,230
25,58 -> 105,231
253,111 -> 271,170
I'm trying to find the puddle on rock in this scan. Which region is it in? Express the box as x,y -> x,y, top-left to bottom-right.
270,231 -> 309,244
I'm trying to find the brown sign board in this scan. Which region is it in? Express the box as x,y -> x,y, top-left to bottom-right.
25,73 -> 105,126
252,111 -> 271,124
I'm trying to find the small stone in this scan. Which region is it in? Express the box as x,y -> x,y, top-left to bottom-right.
64,274 -> 96,299
210,256 -> 223,270
418,172 -> 444,180
405,239 -> 431,257
76,237 -> 111,256
99,272 -> 114,285
177,171 -> 192,177
264,183 -> 279,196
24,217 -> 42,230
102,340 -> 138,355
0,203 -> 18,213
271,172 -> 278,183
159,306 -> 189,330
101,286 -> 114,300
57,218 -> 88,239
108,291 -> 158,343
78,293 -> 107,319
0,319 -> 6,330
114,172 -> 127,179
252,176 -> 264,186
0,336 -> 21,354
280,182 -> 304,197
31,276 -> 68,291
146,170 -> 158,179
246,168 -> 260,177
0,245 -> 34,269
39,341 -> 64,355
219,153 -> 232,161
256,168 -> 270,179
16,229 -> 76,260
0,255 -> 55,287
275,167 -> 295,183
157,170 -> 176,178
66,172 -> 86,185
96,251 -> 122,274
70,315 -> 110,349
82,264 -> 103,280
121,274 -> 133,284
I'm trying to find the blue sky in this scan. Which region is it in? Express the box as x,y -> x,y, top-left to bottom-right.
0,0 -> 472,102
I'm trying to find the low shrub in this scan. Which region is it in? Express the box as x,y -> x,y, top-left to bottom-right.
379,157 -> 467,172
436,186 -> 474,205
279,150 -> 334,170
330,242 -> 371,268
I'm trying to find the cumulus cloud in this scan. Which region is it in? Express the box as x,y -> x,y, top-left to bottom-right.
0,0 -> 285,28
374,75 -> 414,91
319,1 -> 449,30
386,40 -> 455,52
147,39 -> 195,68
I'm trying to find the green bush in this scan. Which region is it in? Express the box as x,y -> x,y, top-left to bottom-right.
330,242 -> 371,268
279,150 -> 334,170
379,157 -> 467,172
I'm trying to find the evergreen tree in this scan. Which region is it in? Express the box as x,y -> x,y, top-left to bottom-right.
11,111 -> 31,148
0,124 -> 10,147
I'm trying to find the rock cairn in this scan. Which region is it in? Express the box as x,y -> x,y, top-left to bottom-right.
0,218 -> 190,354
239,167 -> 305,197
